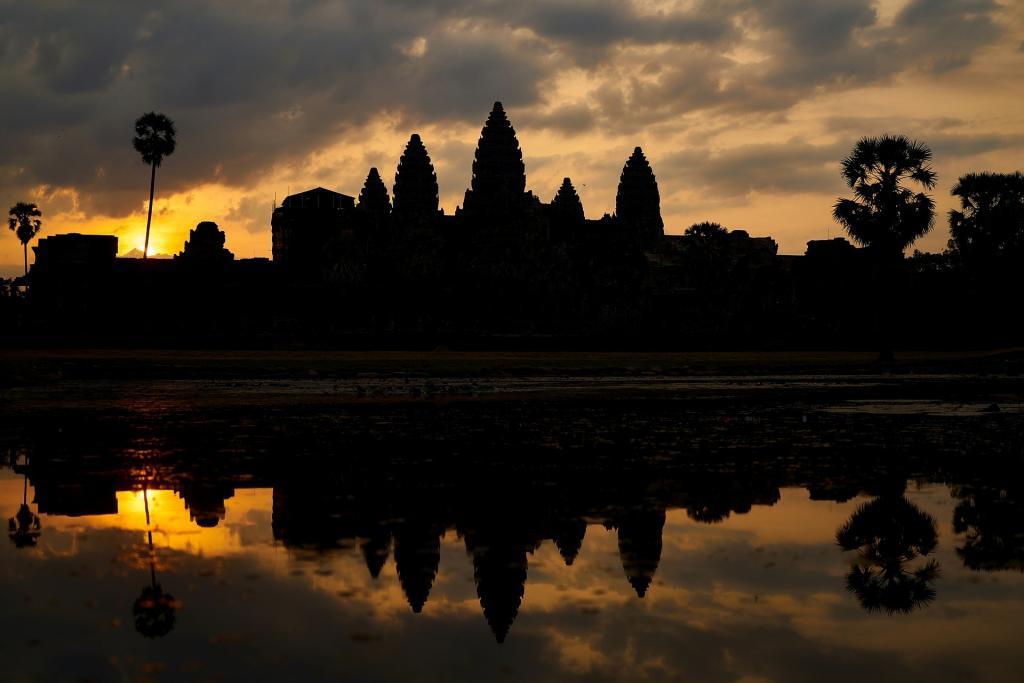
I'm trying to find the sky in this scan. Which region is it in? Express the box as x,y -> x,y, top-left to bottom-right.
1,0 -> 1023,274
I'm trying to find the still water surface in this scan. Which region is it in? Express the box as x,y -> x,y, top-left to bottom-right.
2,373 -> 1023,682
3,469 -> 1022,683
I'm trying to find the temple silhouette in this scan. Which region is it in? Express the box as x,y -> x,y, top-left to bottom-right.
10,101 -> 1009,347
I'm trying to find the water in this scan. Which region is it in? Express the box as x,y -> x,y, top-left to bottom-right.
2,374 -> 1023,682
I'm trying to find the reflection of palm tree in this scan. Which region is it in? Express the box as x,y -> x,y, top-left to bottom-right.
7,471 -> 41,548
133,486 -> 177,638
836,494 -> 940,614
953,486 -> 1024,572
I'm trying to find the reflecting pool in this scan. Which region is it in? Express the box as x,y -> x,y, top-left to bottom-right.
2,372 -> 1023,682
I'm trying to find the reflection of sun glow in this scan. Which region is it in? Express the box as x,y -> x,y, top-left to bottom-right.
30,487 -> 277,559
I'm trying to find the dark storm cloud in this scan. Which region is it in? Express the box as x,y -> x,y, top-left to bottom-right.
660,128 -> 1024,200
663,140 -> 850,198
0,0 -> 1008,217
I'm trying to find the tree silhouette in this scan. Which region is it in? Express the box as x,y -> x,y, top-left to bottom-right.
953,485 -> 1024,572
8,471 -> 41,548
132,112 -> 177,260
684,221 -> 728,242
7,202 -> 42,275
836,494 -> 941,614
948,172 -> 1024,271
832,135 -> 936,360
833,136 -> 937,255
133,487 -> 177,638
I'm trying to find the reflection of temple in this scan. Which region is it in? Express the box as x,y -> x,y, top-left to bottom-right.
8,418 -> 1024,642
616,509 -> 666,598
394,522 -> 443,613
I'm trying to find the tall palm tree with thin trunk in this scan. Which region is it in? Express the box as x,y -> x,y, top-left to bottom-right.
7,202 -> 42,275
833,135 -> 936,360
132,112 -> 177,260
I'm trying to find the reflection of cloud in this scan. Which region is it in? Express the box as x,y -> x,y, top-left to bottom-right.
2,474 -> 1024,681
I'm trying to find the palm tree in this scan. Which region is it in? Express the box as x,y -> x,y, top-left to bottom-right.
8,470 -> 41,548
132,485 -> 177,638
132,112 -> 177,260
836,494 -> 941,614
833,135 -> 937,254
7,202 -> 42,275
833,135 -> 936,359
948,171 -> 1024,271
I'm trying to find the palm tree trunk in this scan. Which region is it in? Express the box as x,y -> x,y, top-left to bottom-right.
23,242 -> 28,276
876,251 -> 899,362
143,161 -> 157,260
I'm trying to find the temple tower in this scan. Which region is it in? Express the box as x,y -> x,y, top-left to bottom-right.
462,102 -> 527,218
392,134 -> 440,229
615,147 -> 664,249
551,177 -> 585,224
358,168 -> 392,218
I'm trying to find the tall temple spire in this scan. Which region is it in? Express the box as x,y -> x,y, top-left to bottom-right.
393,524 -> 442,614
552,518 -> 587,566
357,167 -> 391,219
616,509 -> 666,598
393,134 -> 439,228
360,527 -> 391,580
615,147 -> 664,248
551,177 -> 585,224
462,102 -> 527,217
466,531 -> 529,644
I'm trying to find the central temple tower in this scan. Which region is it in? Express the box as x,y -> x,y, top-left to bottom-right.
462,102 -> 528,219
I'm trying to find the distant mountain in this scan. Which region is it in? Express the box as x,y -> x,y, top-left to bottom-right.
121,249 -> 173,259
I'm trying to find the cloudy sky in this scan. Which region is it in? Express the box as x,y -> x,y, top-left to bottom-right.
2,0 -> 1022,272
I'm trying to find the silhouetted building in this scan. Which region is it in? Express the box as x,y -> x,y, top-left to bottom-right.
465,529 -> 530,643
616,508 -> 665,598
357,167 -> 392,232
552,518 -> 587,566
272,187 -> 355,273
394,523 -> 443,613
616,147 -> 664,250
550,178 -> 585,226
33,233 -> 118,271
392,134 -> 441,230
360,526 -> 392,579
462,102 -> 528,219
177,221 -> 234,264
